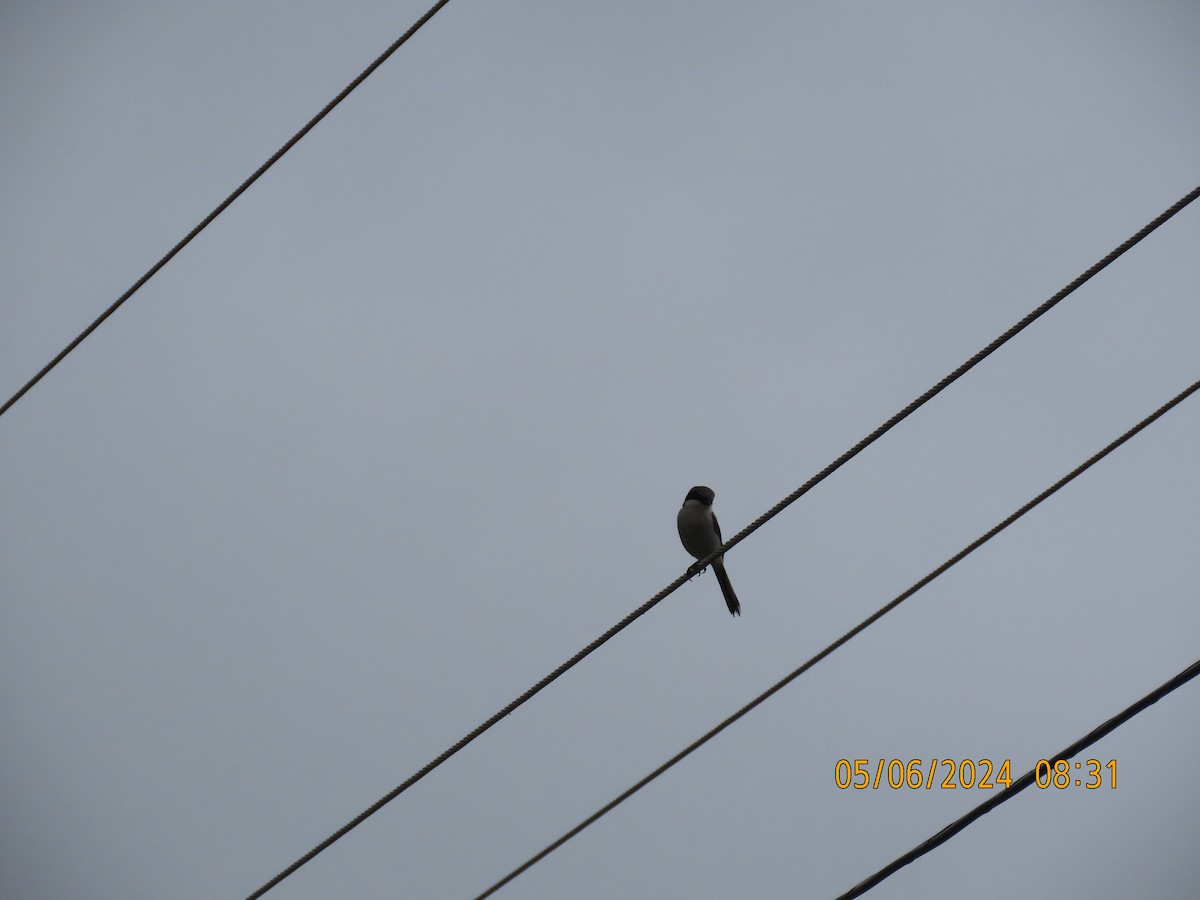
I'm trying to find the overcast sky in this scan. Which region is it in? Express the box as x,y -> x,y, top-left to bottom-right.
2,2 -> 1199,898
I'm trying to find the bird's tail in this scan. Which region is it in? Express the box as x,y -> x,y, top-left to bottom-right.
713,559 -> 741,617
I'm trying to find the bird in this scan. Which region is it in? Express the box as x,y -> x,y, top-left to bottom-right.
677,485 -> 741,616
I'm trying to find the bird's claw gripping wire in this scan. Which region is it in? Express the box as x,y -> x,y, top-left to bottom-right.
687,562 -> 708,579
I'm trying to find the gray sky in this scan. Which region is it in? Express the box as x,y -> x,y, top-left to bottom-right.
2,2 -> 1199,898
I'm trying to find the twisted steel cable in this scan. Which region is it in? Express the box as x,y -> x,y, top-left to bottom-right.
836,655 -> 1200,899
0,0 -> 454,419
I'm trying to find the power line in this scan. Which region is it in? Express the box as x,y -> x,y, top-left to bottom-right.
242,189 -> 1199,898
718,184 -> 1197,564
834,654 -> 1200,899
0,0 -> 455,420
473,377 -> 1200,899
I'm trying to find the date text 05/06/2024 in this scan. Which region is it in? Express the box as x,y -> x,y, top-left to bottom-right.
833,759 -> 1117,791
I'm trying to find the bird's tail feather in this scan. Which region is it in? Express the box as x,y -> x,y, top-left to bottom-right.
713,560 -> 740,617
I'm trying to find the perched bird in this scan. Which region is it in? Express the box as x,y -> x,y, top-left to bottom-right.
677,485 -> 741,616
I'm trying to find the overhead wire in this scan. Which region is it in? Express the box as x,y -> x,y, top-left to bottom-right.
473,376 -> 1200,898
243,187 -> 1200,898
0,0 -> 455,419
834,654 -> 1200,899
